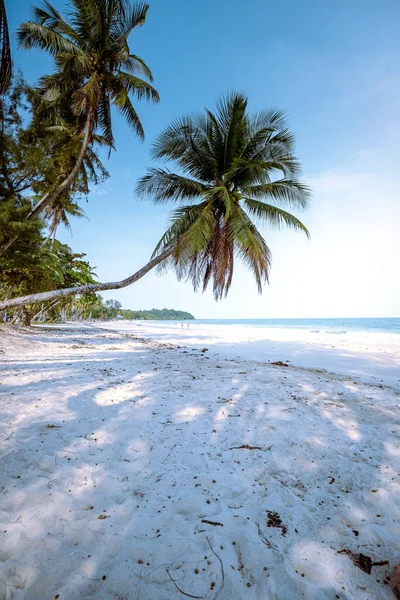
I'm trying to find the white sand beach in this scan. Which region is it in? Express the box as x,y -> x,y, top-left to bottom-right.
98,321 -> 400,388
0,324 -> 399,599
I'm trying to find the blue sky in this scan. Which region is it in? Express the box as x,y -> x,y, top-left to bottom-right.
8,0 -> 400,318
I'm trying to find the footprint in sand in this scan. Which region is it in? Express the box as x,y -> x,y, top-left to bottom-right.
0,531 -> 22,561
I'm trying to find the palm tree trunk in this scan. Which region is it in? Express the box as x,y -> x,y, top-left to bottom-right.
11,308 -> 21,323
0,246 -> 174,311
1,283 -> 14,321
29,108 -> 95,221
1,107 -> 96,253
32,298 -> 60,322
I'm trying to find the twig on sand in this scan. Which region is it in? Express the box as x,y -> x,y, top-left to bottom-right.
229,444 -> 272,452
201,519 -> 223,527
230,444 -> 263,450
165,566 -> 203,599
256,522 -> 278,550
4,430 -> 14,441
206,536 -> 225,600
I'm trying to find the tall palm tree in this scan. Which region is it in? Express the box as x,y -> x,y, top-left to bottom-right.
0,92 -> 311,311
0,0 -> 11,95
16,0 -> 159,223
137,92 -> 310,298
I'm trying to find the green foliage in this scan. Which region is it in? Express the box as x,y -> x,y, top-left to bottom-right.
119,308 -> 194,320
0,2 -> 312,316
137,92 -> 310,299
17,0 -> 159,148
42,296 -> 195,322
0,214 -> 97,311
0,76 -> 105,322
0,76 -> 108,235
0,197 -> 47,295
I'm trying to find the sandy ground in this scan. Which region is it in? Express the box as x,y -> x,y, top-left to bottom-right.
97,321 -> 400,389
0,324 -> 399,600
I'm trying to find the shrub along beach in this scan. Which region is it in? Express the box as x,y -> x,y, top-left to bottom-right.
1,0 -> 399,599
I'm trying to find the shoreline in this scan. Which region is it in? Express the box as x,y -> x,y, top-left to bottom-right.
95,320 -> 400,389
0,325 -> 399,599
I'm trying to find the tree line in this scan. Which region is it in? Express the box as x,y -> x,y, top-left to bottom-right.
0,0 -> 310,325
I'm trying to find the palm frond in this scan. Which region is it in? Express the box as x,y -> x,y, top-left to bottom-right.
120,54 -> 153,81
216,91 -> 248,172
114,1 -> 149,41
97,89 -> 114,149
243,198 -> 310,238
115,70 -> 159,102
229,205 -> 272,293
17,20 -> 84,56
152,200 -> 213,257
33,0 -> 82,43
136,168 -> 209,202
242,180 -> 311,209
110,84 -> 144,139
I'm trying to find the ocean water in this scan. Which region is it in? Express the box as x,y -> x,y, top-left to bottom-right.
185,317 -> 400,335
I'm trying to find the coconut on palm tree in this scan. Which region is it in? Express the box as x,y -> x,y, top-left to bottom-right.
16,0 -> 159,223
0,92 -> 310,311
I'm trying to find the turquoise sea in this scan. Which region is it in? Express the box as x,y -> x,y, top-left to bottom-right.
187,318 -> 400,335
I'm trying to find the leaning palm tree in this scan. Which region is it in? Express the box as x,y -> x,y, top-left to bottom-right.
137,91 -> 310,298
16,0 -> 159,224
0,92 -> 310,311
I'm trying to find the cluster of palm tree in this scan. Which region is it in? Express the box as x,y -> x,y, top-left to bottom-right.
0,0 -> 310,314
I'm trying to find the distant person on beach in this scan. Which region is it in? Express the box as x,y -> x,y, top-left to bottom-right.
187,323 -> 190,328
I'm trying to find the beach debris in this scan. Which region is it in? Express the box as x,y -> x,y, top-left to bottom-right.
266,511 -> 287,536
166,565 -> 203,599
201,348 -> 208,353
97,514 -> 108,520
270,361 -> 290,367
337,550 -> 389,575
328,476 -> 335,484
230,445 -> 263,451
256,523 -> 278,550
201,519 -> 223,527
46,424 -> 61,429
394,565 -> 400,594
217,397 -> 231,404
206,536 -> 225,599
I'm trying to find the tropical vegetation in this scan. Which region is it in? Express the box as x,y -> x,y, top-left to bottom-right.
9,0 -> 158,233
0,0 -> 311,324
119,308 -> 194,320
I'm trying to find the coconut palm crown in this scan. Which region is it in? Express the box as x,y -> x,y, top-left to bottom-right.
14,0 -> 159,226
17,0 -> 159,147
137,92 -> 311,299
